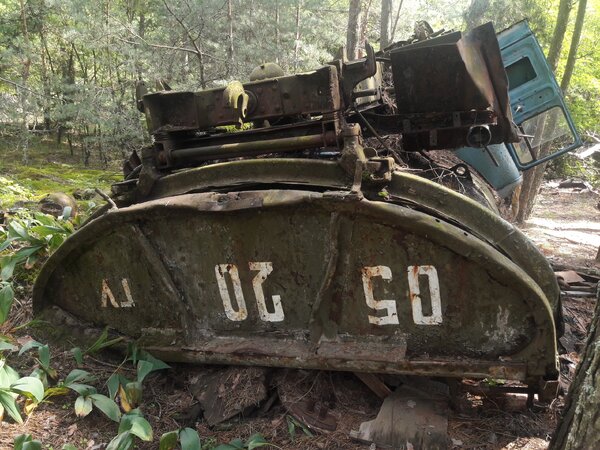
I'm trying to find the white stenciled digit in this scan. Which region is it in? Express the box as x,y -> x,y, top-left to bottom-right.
249,262 -> 284,322
101,278 -> 135,308
407,265 -> 442,325
120,279 -> 135,307
101,279 -> 119,308
215,264 -> 248,321
361,266 -> 399,325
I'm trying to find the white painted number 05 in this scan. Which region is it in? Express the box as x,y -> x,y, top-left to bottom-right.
215,262 -> 284,322
361,265 -> 442,326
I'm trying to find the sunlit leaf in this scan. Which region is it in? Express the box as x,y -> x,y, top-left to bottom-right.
11,376 -> 45,402
66,383 -> 96,396
30,225 -> 64,237
64,369 -> 95,386
106,431 -> 134,450
89,393 -> 121,422
43,386 -> 70,400
0,389 -> 22,423
75,395 -> 93,417
24,397 -> 38,415
0,360 -> 21,387
8,221 -> 29,240
119,413 -> 153,441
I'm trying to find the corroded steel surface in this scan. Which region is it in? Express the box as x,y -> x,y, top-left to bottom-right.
34,185 -> 557,383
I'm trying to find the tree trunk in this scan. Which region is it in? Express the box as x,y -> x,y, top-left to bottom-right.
275,0 -> 280,64
359,0 -> 373,55
546,0 -> 572,70
550,288 -> 600,449
560,0 -> 587,93
390,0 -> 404,42
515,0 -> 573,223
346,0 -> 362,60
19,0 -> 31,164
380,0 -> 391,50
226,0 -> 234,77
293,0 -> 302,71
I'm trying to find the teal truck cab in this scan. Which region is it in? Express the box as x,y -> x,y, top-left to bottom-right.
456,21 -> 582,197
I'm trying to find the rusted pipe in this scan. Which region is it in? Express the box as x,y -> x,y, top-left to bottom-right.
168,131 -> 339,163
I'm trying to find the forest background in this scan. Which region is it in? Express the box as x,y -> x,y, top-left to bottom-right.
0,1 -> 599,448
0,0 -> 598,173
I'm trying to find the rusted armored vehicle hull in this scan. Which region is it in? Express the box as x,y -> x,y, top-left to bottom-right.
34,158 -> 558,387
33,22 -> 566,395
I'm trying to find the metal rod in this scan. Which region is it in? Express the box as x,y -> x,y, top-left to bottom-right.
168,131 -> 339,163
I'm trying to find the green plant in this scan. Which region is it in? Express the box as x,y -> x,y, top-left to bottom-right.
286,415 -> 313,442
0,212 -> 73,281
19,339 -> 58,386
214,433 -> 275,450
0,211 -> 74,326
159,428 -> 202,450
59,369 -> 121,422
70,327 -> 124,366
13,434 -> 42,450
107,348 -> 170,412
106,409 -> 153,450
0,359 -> 44,423
0,281 -> 14,324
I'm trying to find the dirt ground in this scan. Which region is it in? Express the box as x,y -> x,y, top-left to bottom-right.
0,182 -> 598,450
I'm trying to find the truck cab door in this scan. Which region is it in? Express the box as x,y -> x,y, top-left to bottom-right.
498,21 -> 581,169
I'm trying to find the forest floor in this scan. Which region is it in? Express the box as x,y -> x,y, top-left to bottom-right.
0,139 -> 599,449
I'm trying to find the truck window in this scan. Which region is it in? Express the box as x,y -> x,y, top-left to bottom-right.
513,106 -> 575,163
505,57 -> 537,90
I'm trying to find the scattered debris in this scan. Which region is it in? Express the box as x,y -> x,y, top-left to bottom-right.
191,366 -> 268,426
350,379 -> 449,449
277,370 -> 338,433
354,372 -> 392,400
38,192 -> 78,217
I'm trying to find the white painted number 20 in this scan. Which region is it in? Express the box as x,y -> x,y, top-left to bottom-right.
361,265 -> 442,326
215,262 -> 284,322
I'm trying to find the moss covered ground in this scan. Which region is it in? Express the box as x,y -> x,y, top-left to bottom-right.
0,136 -> 121,209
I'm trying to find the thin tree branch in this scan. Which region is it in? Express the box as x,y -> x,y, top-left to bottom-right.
390,0 -> 404,42
0,75 -> 49,98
